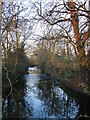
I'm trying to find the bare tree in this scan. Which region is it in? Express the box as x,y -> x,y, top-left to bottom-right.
33,0 -> 90,61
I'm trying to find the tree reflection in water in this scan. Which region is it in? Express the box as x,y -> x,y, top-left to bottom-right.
2,72 -> 79,119
37,80 -> 79,118
2,80 -> 32,119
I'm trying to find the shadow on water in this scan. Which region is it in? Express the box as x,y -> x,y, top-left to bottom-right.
61,86 -> 90,120
2,79 -> 32,119
2,66 -> 90,119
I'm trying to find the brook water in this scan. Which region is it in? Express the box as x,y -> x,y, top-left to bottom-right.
2,66 -> 90,119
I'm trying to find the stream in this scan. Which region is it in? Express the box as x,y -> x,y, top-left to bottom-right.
3,66 -> 88,119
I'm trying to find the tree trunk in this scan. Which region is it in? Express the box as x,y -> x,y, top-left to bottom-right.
67,1 -> 85,59
13,15 -> 19,66
15,29 -> 19,65
87,0 -> 90,91
6,28 -> 9,57
0,0 -> 2,41
2,41 -> 6,60
0,1 -> 2,119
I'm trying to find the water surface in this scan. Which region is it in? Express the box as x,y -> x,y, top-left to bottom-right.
3,66 -> 80,119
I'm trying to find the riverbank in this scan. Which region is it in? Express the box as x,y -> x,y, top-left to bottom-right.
40,74 -> 90,119
39,61 -> 90,97
61,81 -> 90,119
41,73 -> 90,99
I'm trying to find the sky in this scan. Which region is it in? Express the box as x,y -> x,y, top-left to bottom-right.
4,0 -> 89,56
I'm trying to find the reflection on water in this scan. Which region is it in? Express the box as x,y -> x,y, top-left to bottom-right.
24,73 -> 79,119
3,66 -> 80,119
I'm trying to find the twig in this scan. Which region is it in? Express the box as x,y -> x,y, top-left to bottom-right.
3,64 -> 13,98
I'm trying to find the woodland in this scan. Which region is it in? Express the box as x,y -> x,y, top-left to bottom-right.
1,0 -> 90,119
